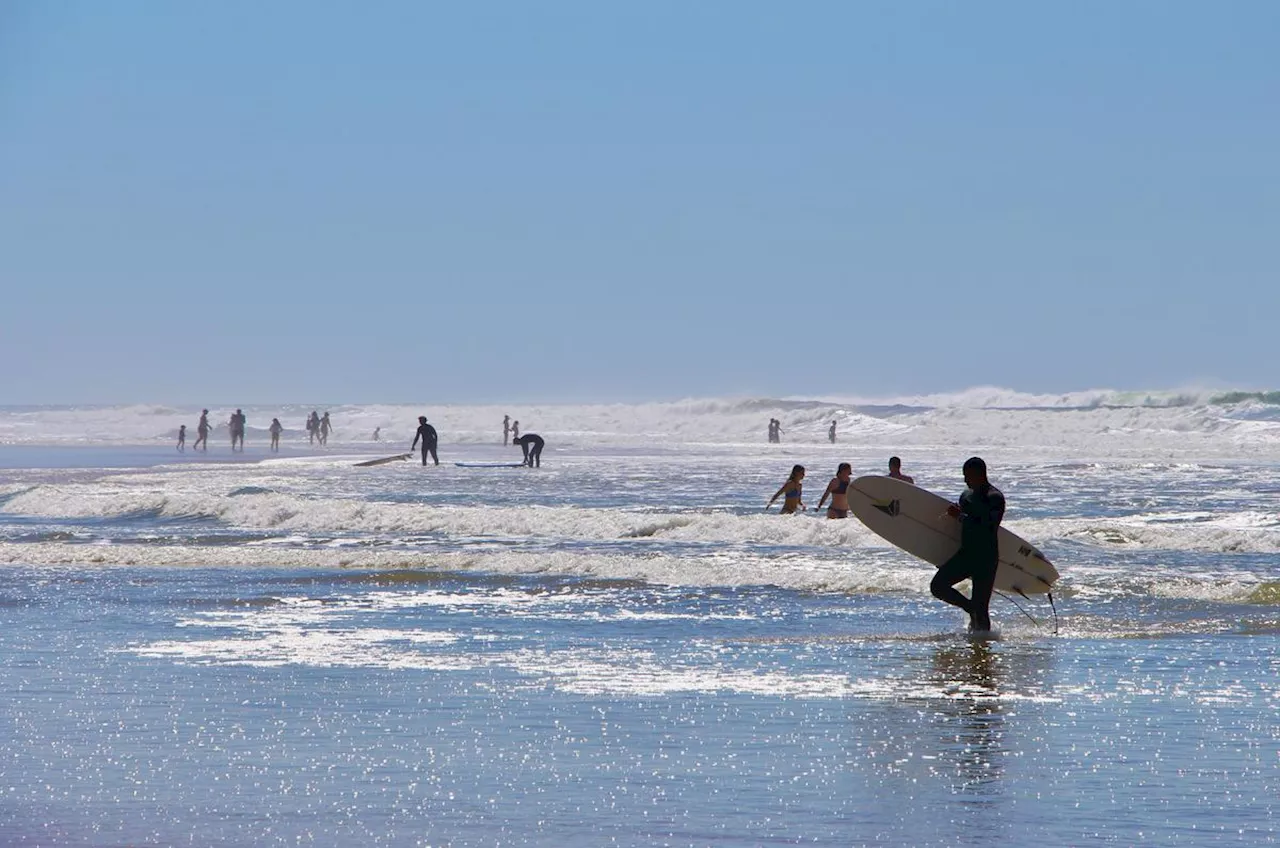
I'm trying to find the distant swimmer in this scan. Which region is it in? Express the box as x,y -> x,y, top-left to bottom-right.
176,425 -> 186,452
306,411 -> 319,445
411,416 -> 439,466
503,415 -> 511,446
230,409 -> 246,452
816,462 -> 853,518
766,465 -> 806,514
269,418 -> 283,452
828,420 -> 837,444
319,412 -> 332,446
194,409 -> 211,452
373,427 -> 381,442
513,432 -> 544,467
512,420 -> 520,440
933,456 -> 1005,633
887,456 -> 914,484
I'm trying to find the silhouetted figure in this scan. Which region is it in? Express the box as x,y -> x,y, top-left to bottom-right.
503,415 -> 511,446
512,420 -> 520,440
194,410 -> 211,452
373,427 -> 381,442
514,432 -> 544,467
319,412 -> 332,446
176,425 -> 186,452
306,411 -> 319,445
230,409 -> 246,452
932,457 -> 1005,633
411,416 -> 439,466
828,420 -> 837,443
269,418 -> 283,452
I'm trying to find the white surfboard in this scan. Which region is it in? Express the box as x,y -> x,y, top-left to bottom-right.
353,453 -> 411,467
848,475 -> 1059,596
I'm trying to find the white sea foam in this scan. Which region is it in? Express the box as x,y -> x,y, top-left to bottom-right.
3,389 -> 1279,458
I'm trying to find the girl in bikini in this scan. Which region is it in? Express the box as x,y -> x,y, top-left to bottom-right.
767,465 -> 806,514
816,462 -> 853,518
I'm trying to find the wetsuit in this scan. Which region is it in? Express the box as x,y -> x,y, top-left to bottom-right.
931,482 -> 1005,631
412,423 -> 438,465
514,433 -> 544,467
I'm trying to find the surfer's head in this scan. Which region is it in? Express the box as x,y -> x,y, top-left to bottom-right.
963,456 -> 988,486
418,416 -> 427,424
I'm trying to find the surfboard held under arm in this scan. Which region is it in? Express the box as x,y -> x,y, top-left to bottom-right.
848,475 -> 1059,596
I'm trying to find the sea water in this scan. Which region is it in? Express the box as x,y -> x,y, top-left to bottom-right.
1,394 -> 1278,845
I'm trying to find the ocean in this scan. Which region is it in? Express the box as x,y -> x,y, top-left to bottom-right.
1,392 -> 1278,845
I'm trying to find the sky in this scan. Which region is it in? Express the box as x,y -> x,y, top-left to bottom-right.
1,1 -> 1277,405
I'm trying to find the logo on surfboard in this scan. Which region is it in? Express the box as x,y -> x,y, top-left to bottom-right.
872,498 -> 901,517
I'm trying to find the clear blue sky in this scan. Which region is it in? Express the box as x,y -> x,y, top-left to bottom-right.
2,1 -> 1276,404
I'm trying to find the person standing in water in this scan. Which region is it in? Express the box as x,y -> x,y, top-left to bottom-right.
229,409 -> 246,452
503,415 -> 511,445
411,416 -> 439,466
373,427 -> 381,442
512,420 -> 520,440
887,456 -> 914,483
932,456 -> 1005,633
176,425 -> 186,452
269,418 -> 283,452
513,432 -> 544,467
306,411 -> 319,445
319,412 -> 332,446
766,465 -> 806,514
828,420 -> 837,443
194,410 -> 211,452
815,462 -> 853,518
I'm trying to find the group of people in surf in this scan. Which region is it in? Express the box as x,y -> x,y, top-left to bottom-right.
768,456 -> 913,518
176,410 -> 322,453
406,415 -> 545,467
768,454 -> 1005,634
766,418 -> 840,443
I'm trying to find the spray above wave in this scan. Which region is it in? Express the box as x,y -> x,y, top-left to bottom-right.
2,387 -> 1280,454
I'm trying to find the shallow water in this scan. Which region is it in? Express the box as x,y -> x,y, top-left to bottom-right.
2,441 -> 1279,845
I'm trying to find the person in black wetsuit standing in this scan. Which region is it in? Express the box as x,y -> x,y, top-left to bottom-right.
411,416 -> 438,466
513,432 -> 544,467
931,456 -> 1005,633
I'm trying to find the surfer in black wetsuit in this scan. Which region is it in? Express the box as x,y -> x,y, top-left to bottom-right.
816,462 -> 853,518
411,416 -> 438,466
932,456 -> 1005,633
514,432 -> 544,467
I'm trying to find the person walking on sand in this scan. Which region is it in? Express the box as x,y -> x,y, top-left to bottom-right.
411,416 -> 439,466
194,410 -> 211,452
513,432 -> 545,467
766,465 -> 806,514
815,462 -> 853,519
176,425 -> 186,452
887,456 -> 914,484
932,456 -> 1005,633
269,418 -> 283,452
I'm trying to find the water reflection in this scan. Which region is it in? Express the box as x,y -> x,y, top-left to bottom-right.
929,642 -> 1005,792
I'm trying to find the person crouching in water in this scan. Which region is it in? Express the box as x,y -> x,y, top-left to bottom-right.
816,462 -> 853,518
766,465 -> 806,514
514,432 -> 544,467
411,416 -> 439,466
